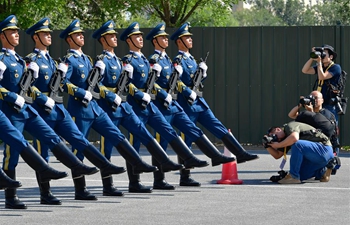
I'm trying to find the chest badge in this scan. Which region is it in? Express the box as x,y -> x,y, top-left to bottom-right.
141,73 -> 145,77
14,73 -> 19,78
81,74 -> 85,78
45,75 -> 49,80
112,75 -> 116,80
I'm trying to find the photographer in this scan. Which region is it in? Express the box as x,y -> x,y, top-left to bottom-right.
264,121 -> 334,184
288,90 -> 341,173
301,45 -> 342,122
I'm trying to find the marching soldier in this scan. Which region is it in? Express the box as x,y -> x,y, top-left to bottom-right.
146,24 -> 235,187
92,20 -> 184,194
119,22 -> 210,191
24,18 -> 127,204
0,15 -> 98,209
59,19 -> 158,200
169,23 -> 259,171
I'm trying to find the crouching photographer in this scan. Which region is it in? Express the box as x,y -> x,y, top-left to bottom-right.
288,91 -> 341,174
263,121 -> 334,184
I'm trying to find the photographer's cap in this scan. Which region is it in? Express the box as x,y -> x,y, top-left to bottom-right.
322,44 -> 337,60
0,15 -> 19,32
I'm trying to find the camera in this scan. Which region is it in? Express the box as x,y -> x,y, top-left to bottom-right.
299,95 -> 315,106
270,170 -> 288,182
310,47 -> 326,59
262,134 -> 278,148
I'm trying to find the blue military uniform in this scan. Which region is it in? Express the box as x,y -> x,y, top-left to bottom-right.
170,23 -> 259,164
120,22 -> 209,188
25,18 -> 127,203
146,23 -> 235,187
0,15 -> 95,210
93,21 -> 183,193
60,19 -> 157,198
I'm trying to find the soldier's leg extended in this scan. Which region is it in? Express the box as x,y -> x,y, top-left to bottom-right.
194,108 -> 259,163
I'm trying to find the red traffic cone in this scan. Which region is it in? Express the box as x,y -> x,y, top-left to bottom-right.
216,146 -> 243,185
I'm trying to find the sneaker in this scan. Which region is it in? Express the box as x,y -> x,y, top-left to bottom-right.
320,168 -> 332,182
278,174 -> 301,184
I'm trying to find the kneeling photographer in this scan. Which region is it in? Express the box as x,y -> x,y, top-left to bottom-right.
263,121 -> 334,184
288,91 -> 341,174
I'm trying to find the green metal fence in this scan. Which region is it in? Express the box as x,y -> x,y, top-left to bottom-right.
16,25 -> 349,146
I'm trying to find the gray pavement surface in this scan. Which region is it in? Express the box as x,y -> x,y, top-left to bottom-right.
0,146 -> 349,225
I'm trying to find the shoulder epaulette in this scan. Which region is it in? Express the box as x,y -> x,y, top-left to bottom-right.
97,53 -> 109,60
174,54 -> 183,63
149,53 -> 160,64
122,54 -> 133,63
24,52 -> 38,61
86,55 -> 93,65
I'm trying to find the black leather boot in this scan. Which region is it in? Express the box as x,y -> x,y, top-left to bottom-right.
20,144 -> 68,182
4,170 -> 27,209
0,169 -> 21,190
83,144 -> 126,178
178,157 -> 201,187
146,139 -> 184,172
152,157 -> 175,190
169,136 -> 209,169
101,174 -> 124,197
221,132 -> 259,163
195,135 -> 236,166
116,138 -> 158,174
127,163 -> 152,193
73,176 -> 97,200
51,141 -> 99,179
36,172 -> 61,205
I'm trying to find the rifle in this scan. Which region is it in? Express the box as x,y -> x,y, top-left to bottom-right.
82,55 -> 103,107
141,66 -> 157,109
14,61 -> 35,112
45,58 -> 65,113
111,66 -> 129,111
164,59 -> 181,109
188,51 -> 209,105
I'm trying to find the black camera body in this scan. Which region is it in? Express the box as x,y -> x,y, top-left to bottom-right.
310,47 -> 327,59
262,134 -> 278,148
299,95 -> 315,106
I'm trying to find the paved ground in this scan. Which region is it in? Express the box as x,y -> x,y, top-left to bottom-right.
0,146 -> 349,225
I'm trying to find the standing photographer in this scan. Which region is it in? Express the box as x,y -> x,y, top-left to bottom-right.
301,44 -> 341,122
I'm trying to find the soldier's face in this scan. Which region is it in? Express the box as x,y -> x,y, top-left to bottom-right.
70,32 -> 84,46
36,32 -> 51,46
103,33 -> 117,47
130,34 -> 143,48
2,29 -> 19,46
180,36 -> 192,48
155,36 -> 168,48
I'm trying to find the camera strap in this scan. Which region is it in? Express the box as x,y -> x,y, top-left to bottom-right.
316,62 -> 334,92
279,147 -> 287,170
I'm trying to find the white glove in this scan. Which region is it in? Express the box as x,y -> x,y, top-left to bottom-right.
95,60 -> 106,75
165,94 -> 172,104
123,64 -> 134,79
27,62 -> 39,79
142,93 -> 151,104
0,61 -> 7,80
84,90 -> 93,102
198,62 -> 207,78
44,97 -> 55,109
114,94 -> 122,106
174,64 -> 183,76
57,62 -> 68,78
152,63 -> 162,77
189,90 -> 197,101
15,94 -> 25,109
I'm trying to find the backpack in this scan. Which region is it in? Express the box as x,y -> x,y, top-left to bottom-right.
326,70 -> 348,115
295,110 -> 336,138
